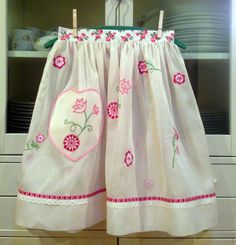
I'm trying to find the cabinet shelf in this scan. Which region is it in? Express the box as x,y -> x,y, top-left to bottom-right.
8,51 -> 49,58
182,53 -> 229,60
8,51 -> 230,60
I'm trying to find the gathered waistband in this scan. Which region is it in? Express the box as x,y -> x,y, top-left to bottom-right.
58,27 -> 175,44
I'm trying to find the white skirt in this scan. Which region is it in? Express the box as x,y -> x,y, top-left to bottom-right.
15,27 -> 218,236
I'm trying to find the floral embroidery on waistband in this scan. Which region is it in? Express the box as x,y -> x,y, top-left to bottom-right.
24,133 -> 46,151
58,27 -> 175,43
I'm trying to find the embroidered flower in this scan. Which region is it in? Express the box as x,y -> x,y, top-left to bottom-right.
138,60 -> 160,74
166,32 -> 175,42
107,102 -> 119,119
53,55 -> 66,69
92,104 -> 99,115
173,73 -> 185,85
119,79 -> 132,95
172,127 -> 180,168
136,30 -> 148,41
138,60 -> 148,74
24,133 -> 46,151
36,133 -> 45,143
121,32 -> 133,42
144,179 -> 153,188
173,127 -> 180,140
151,32 -> 159,42
63,134 -> 80,152
77,33 -> 89,41
72,98 -> 87,113
105,31 -> 116,42
91,29 -> 103,40
60,31 -> 71,40
124,150 -> 134,167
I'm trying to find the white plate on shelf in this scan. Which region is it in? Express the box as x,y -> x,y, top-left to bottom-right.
165,19 -> 228,25
182,46 -> 228,52
165,12 -> 228,19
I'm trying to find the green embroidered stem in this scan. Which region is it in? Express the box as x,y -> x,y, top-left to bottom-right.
146,61 -> 161,73
24,140 -> 40,151
78,111 -> 93,137
64,119 -> 83,133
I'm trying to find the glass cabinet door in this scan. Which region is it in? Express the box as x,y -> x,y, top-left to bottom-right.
134,0 -> 230,137
7,0 -> 105,134
1,0 -> 234,155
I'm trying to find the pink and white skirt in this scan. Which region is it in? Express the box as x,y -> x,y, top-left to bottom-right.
15,27 -> 218,236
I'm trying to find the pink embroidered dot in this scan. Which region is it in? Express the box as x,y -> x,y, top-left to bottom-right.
63,134 -> 80,152
124,150 -> 134,167
173,73 -> 185,85
119,79 -> 132,95
107,102 -> 119,119
72,98 -> 87,113
35,133 -> 45,143
53,55 -> 66,69
138,60 -> 148,74
144,179 -> 153,188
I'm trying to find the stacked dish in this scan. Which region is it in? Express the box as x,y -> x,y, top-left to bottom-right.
164,12 -> 229,53
200,110 -> 226,134
8,101 -> 34,133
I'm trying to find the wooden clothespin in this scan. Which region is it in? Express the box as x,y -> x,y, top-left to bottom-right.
72,9 -> 78,38
157,10 -> 164,38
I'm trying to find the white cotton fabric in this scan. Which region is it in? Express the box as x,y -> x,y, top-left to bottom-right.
15,27 -> 218,236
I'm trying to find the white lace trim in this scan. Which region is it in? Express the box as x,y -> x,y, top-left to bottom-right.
107,197 -> 216,209
17,192 -> 105,206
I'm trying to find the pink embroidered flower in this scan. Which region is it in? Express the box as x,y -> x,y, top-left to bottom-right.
35,133 -> 45,143
144,179 -> 153,188
172,127 -> 180,168
107,102 -> 119,119
53,56 -> 66,69
98,29 -> 103,34
60,32 -> 71,40
151,37 -> 156,42
126,33 -> 131,37
95,34 -> 101,39
176,145 -> 180,155
72,98 -> 87,113
106,37 -> 111,42
173,73 -> 185,85
166,33 -> 175,42
119,79 -> 132,95
173,127 -> 179,140
63,134 -> 80,152
121,36 -> 128,42
92,104 -> 99,115
77,33 -> 88,41
138,60 -> 148,74
124,150 -> 134,167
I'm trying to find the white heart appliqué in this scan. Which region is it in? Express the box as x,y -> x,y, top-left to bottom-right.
49,88 -> 103,162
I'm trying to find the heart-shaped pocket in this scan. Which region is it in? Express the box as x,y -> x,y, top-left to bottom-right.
49,88 -> 103,162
